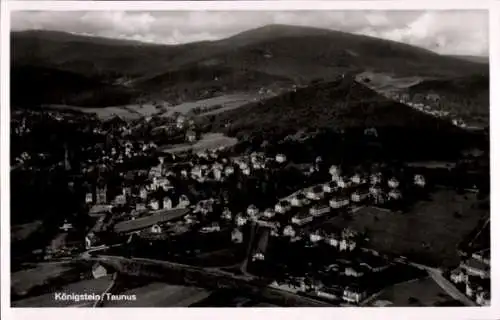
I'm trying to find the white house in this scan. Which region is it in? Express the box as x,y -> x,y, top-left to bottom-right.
85,193 -> 93,204
476,290 -> 491,306
151,224 -> 162,233
342,287 -> 366,304
276,154 -> 287,164
283,225 -> 296,237
336,178 -> 347,189
414,174 -> 426,187
247,204 -> 260,218
306,186 -> 324,201
149,200 -> 160,211
231,228 -> 243,243
224,166 -> 235,176
163,197 -> 173,210
350,174 -> 363,185
252,252 -> 265,261
92,263 -> 108,279
388,189 -> 402,200
309,232 -> 323,243
242,167 -> 251,176
330,197 -> 350,209
292,212 -> 314,226
236,214 -> 248,227
275,200 -> 291,214
345,266 -> 364,278
450,269 -> 468,284
291,193 -> 308,207
310,205 -> 330,217
351,191 -> 369,203
370,173 -> 382,185
201,223 -> 221,233
329,165 -> 341,178
263,208 -> 276,218
221,207 -> 233,221
388,177 -> 400,189
177,195 -> 191,208
322,182 -> 337,194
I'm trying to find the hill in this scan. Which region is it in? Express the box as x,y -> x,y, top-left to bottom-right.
11,65 -> 137,107
408,74 -> 489,125
11,25 -> 488,106
206,76 -> 482,161
449,55 -> 489,64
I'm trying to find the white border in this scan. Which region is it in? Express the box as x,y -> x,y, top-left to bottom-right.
1,1 -> 498,320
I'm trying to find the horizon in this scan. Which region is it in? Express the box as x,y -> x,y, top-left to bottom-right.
11,10 -> 489,57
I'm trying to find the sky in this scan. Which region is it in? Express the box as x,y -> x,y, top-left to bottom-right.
11,10 -> 489,56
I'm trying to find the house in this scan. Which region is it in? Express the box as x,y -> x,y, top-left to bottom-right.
388,177 -> 400,189
291,211 -> 314,226
235,214 -> 248,227
149,199 -> 160,211
306,186 -> 324,200
114,194 -> 127,206
329,165 -> 341,178
247,204 -> 260,218
283,225 -> 296,237
388,189 -> 402,200
344,265 -> 365,278
151,224 -> 162,233
414,174 -> 426,187
275,200 -> 291,214
472,250 -> 490,265
336,178 -> 347,189
163,197 -> 173,210
221,207 -> 232,221
177,195 -> 191,208
291,193 -> 308,207
200,222 -> 221,233
370,173 -> 382,185
92,263 -> 108,279
275,154 -> 287,163
309,231 -> 323,243
213,168 -> 223,181
224,166 -> 235,176
60,221 -> 73,232
324,233 -> 340,247
476,290 -> 491,306
310,204 -> 330,217
342,286 -> 366,304
231,228 -> 243,243
330,197 -> 350,209
252,252 -> 265,261
185,130 -> 197,142
461,258 -> 490,279
263,208 -> 276,218
96,186 -> 107,204
85,193 -> 93,204
323,181 -> 337,194
450,269 -> 468,284
242,167 -> 251,176
140,187 -> 148,200
351,190 -> 369,203
350,174 -> 364,185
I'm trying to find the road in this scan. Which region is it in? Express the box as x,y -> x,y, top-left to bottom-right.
93,272 -> 118,308
407,262 -> 476,306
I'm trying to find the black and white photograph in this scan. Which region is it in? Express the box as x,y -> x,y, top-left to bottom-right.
7,7 -> 491,310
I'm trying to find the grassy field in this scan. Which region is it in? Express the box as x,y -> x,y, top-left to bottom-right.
11,262 -> 76,296
159,93 -> 259,117
104,283 -> 211,307
11,221 -> 43,242
371,276 -> 462,307
318,189 -> 487,267
160,133 -> 238,154
12,275 -> 114,307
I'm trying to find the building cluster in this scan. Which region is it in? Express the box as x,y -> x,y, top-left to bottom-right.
450,249 -> 491,306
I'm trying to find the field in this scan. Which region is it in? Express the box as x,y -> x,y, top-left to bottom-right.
12,275 -> 114,307
47,104 -> 142,121
159,93 -> 259,117
104,283 -> 211,307
317,189 -> 487,267
356,71 -> 424,94
11,261 -> 76,296
160,133 -> 238,154
371,276 -> 463,307
11,221 -> 43,242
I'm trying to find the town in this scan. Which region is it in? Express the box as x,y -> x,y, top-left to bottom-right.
9,14 -> 490,308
